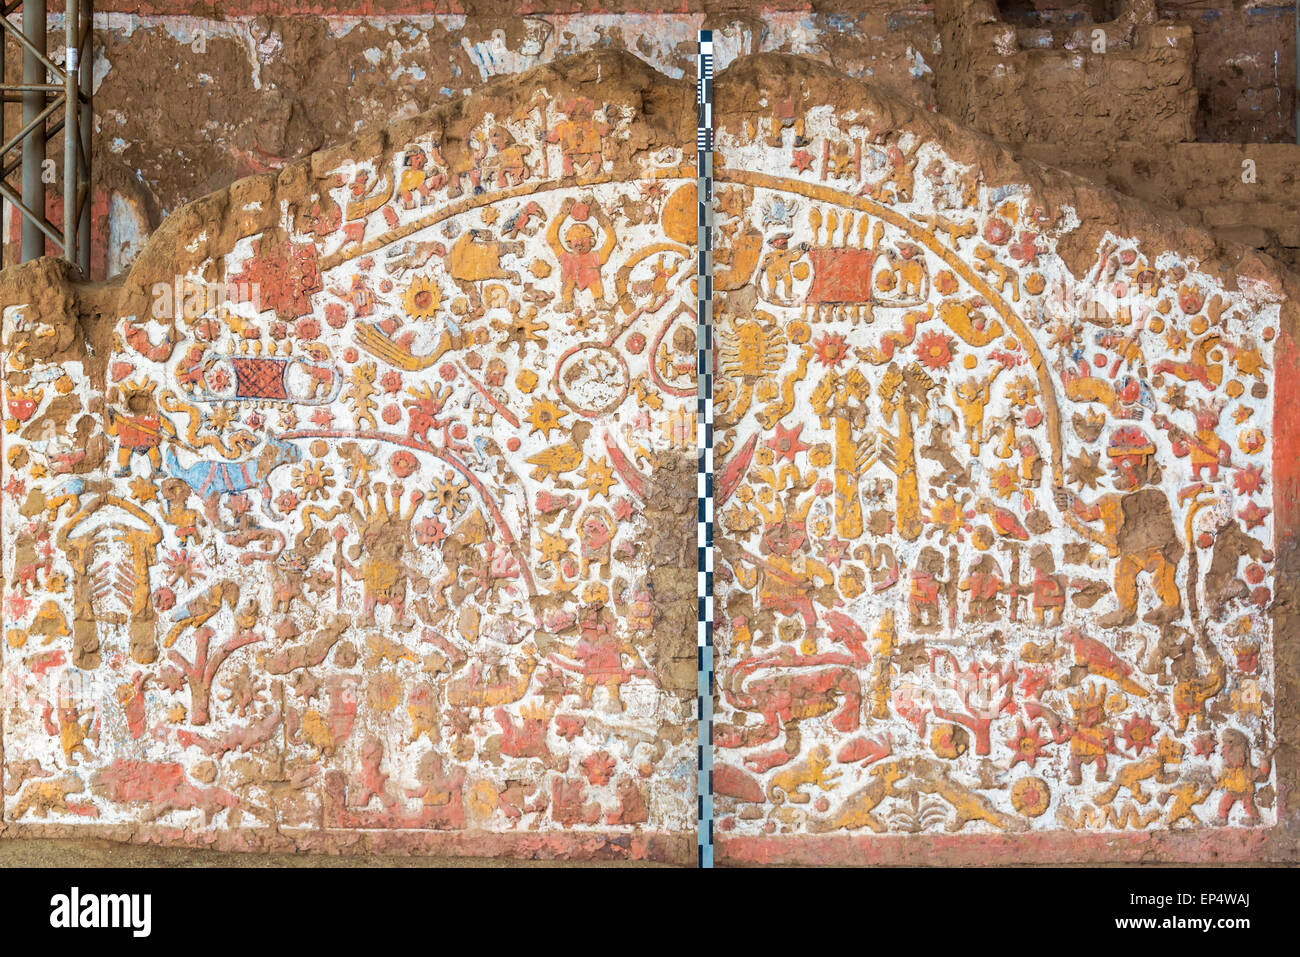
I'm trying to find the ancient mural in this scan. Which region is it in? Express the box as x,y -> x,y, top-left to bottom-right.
0,52 -> 1292,862
0,61 -> 698,856
711,88 -> 1282,839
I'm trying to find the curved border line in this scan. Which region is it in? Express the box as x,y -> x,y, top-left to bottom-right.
716,168 -> 1064,490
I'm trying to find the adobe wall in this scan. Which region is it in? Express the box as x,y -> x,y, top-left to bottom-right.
3,0 -> 1297,281
0,52 -> 698,862
1,49 -> 1298,865
708,54 -> 1299,864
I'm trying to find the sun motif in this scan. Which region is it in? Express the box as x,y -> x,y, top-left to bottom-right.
916,330 -> 955,370
292,461 -> 336,501
812,332 -> 849,368
403,275 -> 442,321
1011,776 -> 1051,817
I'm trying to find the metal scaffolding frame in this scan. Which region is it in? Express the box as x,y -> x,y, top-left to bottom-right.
0,0 -> 92,273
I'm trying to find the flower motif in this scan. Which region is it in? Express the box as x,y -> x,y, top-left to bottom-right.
555,715 -> 585,741
151,586 -> 177,612
989,464 -> 1021,501
429,473 -> 469,519
580,751 -> 617,786
414,517 -> 447,548
1007,721 -> 1050,769
293,461 -> 336,501
1121,714 -> 1157,754
1011,776 -> 1051,817
390,450 -> 419,478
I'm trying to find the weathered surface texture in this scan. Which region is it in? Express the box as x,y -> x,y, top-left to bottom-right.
710,54 -> 1300,865
0,51 -> 698,862
2,48 -> 1300,866
6,0 -> 1297,282
935,0 -> 1197,146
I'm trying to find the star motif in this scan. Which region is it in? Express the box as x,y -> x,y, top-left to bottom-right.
765,421 -> 810,463
790,149 -> 814,173
1231,343 -> 1267,379
537,529 -> 572,568
527,398 -> 569,439
1239,499 -> 1270,530
5,592 -> 32,620
579,456 -> 616,499
1007,721 -> 1050,769
822,537 -> 849,568
129,475 -> 158,504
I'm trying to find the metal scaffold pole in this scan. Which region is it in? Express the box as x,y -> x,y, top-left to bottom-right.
1,0 -> 93,273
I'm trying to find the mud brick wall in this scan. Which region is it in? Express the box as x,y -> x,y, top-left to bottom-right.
1017,142 -> 1300,271
2,2 -> 940,278
0,52 -> 699,861
709,54 -> 1299,864
2,43 -> 1299,864
6,0 -> 1298,284
934,0 -> 1197,146
1162,0 -> 1298,145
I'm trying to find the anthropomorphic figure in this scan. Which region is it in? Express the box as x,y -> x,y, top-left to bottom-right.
397,146 -> 447,208
959,553 -> 1003,623
1029,545 -> 1066,627
106,380 -> 176,476
758,234 -> 809,303
545,98 -> 610,177
1214,728 -> 1271,825
1162,398 -> 1231,481
576,507 -> 615,581
1066,681 -> 1119,785
1058,427 -> 1183,628
908,547 -> 946,633
546,197 -> 616,309
567,583 -> 649,712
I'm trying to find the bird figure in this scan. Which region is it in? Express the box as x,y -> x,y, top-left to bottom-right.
525,420 -> 593,484
1064,625 -> 1149,698
976,498 -> 1029,541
